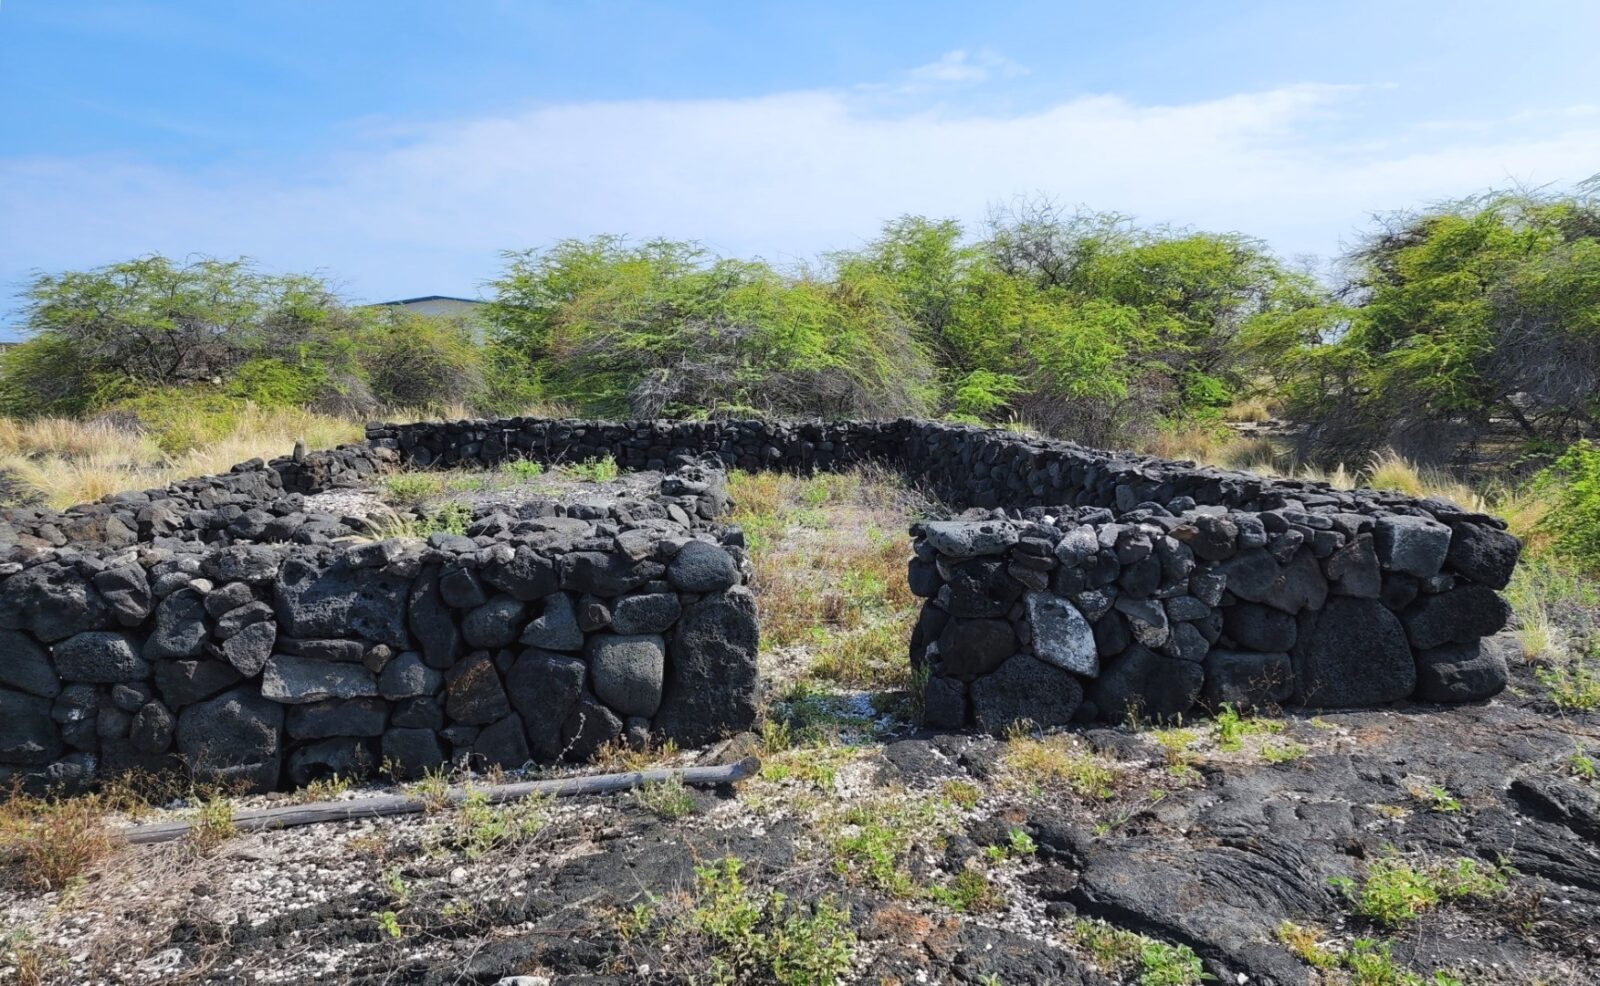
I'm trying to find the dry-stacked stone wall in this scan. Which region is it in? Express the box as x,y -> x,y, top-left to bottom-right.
0,434 -> 756,794
0,416 -> 1521,792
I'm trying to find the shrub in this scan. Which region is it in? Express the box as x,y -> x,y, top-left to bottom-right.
486,236 -> 934,420
634,776 -> 698,820
3,256 -> 368,418
1535,440 -> 1600,572
1261,187 -> 1600,465
357,309 -> 486,410
687,857 -> 855,986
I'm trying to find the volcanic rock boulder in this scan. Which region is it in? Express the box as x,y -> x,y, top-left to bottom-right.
1291,597 -> 1416,707
176,685 -> 284,793
655,587 -> 759,747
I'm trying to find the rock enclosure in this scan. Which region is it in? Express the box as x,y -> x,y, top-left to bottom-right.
0,417 -> 1520,791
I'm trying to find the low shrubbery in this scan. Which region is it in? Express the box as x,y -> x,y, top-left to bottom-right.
0,256 -> 522,421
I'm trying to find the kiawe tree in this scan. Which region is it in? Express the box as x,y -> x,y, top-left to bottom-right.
1256,185 -> 1600,466
0,255 -> 491,422
485,236 -> 934,420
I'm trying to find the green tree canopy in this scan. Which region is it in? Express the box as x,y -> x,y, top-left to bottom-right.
485,237 -> 934,419
1254,186 -> 1600,464
1,255 -> 492,419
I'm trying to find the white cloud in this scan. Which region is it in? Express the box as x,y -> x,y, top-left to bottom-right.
906,48 -> 1026,85
4,78 -> 1600,314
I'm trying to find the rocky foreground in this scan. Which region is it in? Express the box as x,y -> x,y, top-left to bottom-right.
2,656 -> 1595,986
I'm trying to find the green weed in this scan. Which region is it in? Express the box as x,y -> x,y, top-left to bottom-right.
634,776 -> 698,820
561,456 -> 619,482
687,857 -> 856,986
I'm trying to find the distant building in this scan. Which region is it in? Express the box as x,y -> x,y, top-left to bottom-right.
367,295 -> 490,340
370,295 -> 488,319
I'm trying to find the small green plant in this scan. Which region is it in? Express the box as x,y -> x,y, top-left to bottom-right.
429,501 -> 474,536
1330,860 -> 1438,927
941,779 -> 982,809
1330,853 -> 1512,927
983,827 -> 1038,863
1423,785 -> 1462,813
300,772 -> 353,802
928,868 -> 1005,912
561,456 -> 619,482
1262,741 -> 1308,763
382,866 -> 410,904
502,458 -> 545,480
1005,827 -> 1037,857
1003,727 -> 1119,798
1137,939 -> 1211,986
687,857 -> 855,986
634,776 -> 698,820
443,790 -> 548,858
1069,920 -> 1210,984
407,764 -> 454,811
1213,703 -> 1284,751
827,795 -> 951,900
1435,856 -> 1513,899
364,500 -> 474,541
1567,746 -> 1597,781
1149,725 -> 1203,778
190,792 -> 236,852
1536,652 -> 1600,711
1274,921 -> 1339,970
373,910 -> 403,940
619,900 -> 655,941
1071,919 -> 1145,969
1342,938 -> 1447,986
383,472 -> 446,505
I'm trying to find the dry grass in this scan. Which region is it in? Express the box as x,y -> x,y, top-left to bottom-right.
0,399 -> 577,511
0,789 -> 116,890
728,466 -> 925,649
1143,423 -> 1285,473
1223,394 -> 1278,423
1001,730 -> 1120,799
0,406 -> 364,509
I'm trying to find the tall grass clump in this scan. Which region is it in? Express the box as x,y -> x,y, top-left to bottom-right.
0,790 -> 115,890
0,405 -> 363,509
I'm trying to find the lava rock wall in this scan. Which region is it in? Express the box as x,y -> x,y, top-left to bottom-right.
909,509 -> 1517,732
0,457 -> 757,793
363,415 -> 1521,732
0,414 -> 1522,791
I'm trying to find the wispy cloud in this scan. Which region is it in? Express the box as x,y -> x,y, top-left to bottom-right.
906,48 -> 1028,85
4,76 -> 1599,315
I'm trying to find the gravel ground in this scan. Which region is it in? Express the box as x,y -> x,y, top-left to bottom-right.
3,659 -> 1596,985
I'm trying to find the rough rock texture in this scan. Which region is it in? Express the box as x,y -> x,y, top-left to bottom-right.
654,588 -> 760,748
0,416 -> 1520,791
971,654 -> 1083,734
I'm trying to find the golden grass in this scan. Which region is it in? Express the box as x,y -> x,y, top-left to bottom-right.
1143,423 -> 1285,473
0,406 -> 364,509
1223,394 -> 1277,423
1002,732 -> 1120,799
0,788 -> 115,890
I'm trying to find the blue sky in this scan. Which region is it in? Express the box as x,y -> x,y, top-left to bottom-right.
3,1 -> 1600,333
